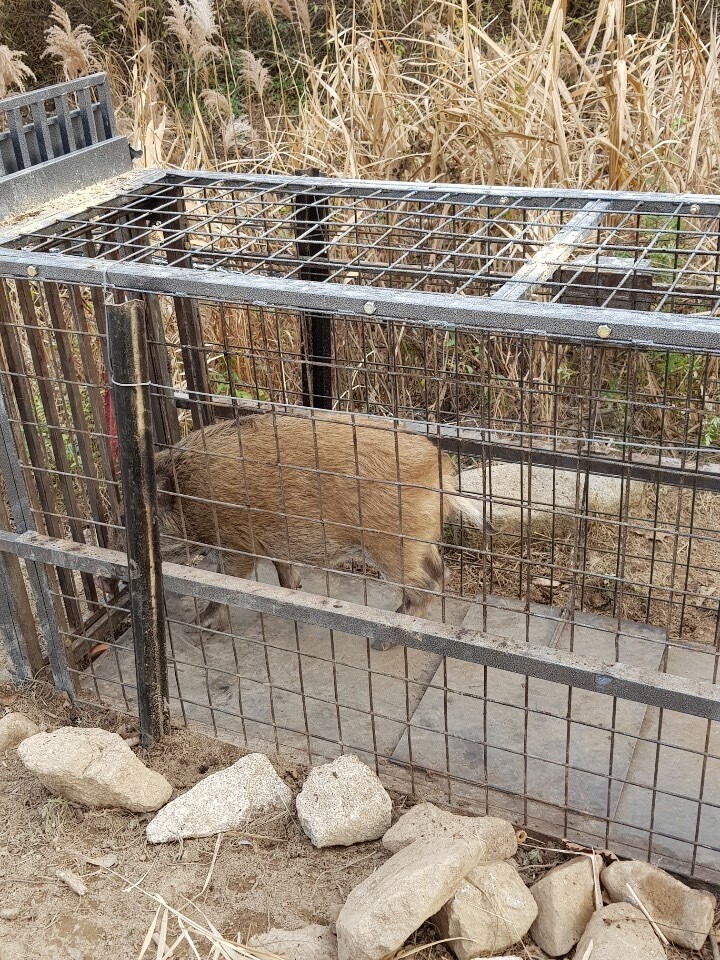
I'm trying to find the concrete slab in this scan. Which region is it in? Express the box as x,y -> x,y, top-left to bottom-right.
611,642 -> 720,883
83,562 -> 470,765
391,603 -> 666,831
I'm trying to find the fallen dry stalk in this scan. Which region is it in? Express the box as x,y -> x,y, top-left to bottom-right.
624,882 -> 670,946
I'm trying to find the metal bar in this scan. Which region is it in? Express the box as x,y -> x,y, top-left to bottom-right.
491,201 -> 611,301
44,281 -> 110,546
29,101 -> 54,163
0,387 -> 73,695
106,300 -> 169,746
0,280 -> 84,630
161,190 -> 214,429
3,528 -> 720,721
0,487 -> 44,678
1,248 -> 717,351
95,78 -> 116,138
295,169 -> 332,408
144,294 -> 182,447
16,279 -> 98,607
54,94 -> 77,153
0,74 -> 109,113
0,138 -> 133,222
6,107 -> 31,170
157,168 -> 720,216
66,284 -> 122,521
75,86 -> 98,147
0,553 -> 32,682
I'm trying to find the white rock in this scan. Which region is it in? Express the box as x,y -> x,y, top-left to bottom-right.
248,924 -> 337,960
147,752 -> 290,843
296,755 -> 391,848
434,861 -> 538,960
382,802 -> 517,861
336,834 -> 484,960
0,713 -> 40,754
601,859 -> 715,950
529,854 -> 603,956
575,903 -> 666,960
459,464 -> 643,537
17,726 -> 171,812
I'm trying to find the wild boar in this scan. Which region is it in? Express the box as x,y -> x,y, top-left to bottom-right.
113,411 -> 487,650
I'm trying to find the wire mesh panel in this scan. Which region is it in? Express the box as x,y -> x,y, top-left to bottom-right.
0,170 -> 719,882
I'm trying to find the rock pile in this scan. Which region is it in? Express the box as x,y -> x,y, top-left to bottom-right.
10,727 -> 717,959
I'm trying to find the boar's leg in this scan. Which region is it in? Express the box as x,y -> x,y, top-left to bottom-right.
199,552 -> 257,635
275,561 -> 302,591
370,542 -> 444,652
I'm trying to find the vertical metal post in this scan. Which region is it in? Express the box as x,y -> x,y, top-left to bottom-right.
0,382 -> 73,694
107,300 -> 169,747
161,190 -> 214,430
0,487 -> 44,681
0,558 -> 31,682
294,169 -> 332,409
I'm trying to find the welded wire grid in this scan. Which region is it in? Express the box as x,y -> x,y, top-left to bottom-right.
4,172 -> 720,317
0,178 -> 719,881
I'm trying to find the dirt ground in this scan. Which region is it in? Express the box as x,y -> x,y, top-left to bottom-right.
0,682 -> 717,960
0,683 -> 445,960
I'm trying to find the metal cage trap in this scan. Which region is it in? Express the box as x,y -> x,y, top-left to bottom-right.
0,76 -> 719,882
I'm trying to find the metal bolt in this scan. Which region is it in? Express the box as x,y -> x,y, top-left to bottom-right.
364,301 -> 377,316
27,266 -> 38,278
689,203 -> 700,215
499,197 -> 510,205
597,324 -> 612,339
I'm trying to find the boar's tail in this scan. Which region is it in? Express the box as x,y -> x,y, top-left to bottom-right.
445,492 -> 489,530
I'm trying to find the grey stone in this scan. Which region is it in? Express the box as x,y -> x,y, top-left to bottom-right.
0,713 -> 39,754
336,835 -> 484,960
248,924 -> 337,960
459,463 -> 643,537
17,727 -> 171,812
574,903 -> 666,960
382,802 -> 517,861
434,861 -> 538,960
601,860 -> 715,950
296,754 -> 391,847
529,855 -> 603,956
146,752 -> 291,842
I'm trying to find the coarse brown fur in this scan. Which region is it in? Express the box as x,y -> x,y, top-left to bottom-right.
114,412 -> 487,649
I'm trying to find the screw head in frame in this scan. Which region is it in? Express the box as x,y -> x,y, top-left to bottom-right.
499,196 -> 509,205
27,265 -> 38,278
364,301 -> 377,316
689,203 -> 700,215
597,324 -> 612,339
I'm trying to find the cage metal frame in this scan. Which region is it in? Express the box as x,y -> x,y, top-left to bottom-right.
1,76 -> 720,883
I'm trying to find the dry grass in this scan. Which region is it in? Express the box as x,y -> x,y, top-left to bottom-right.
0,0 -> 712,190
0,44 -> 35,98
44,2 -> 99,80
